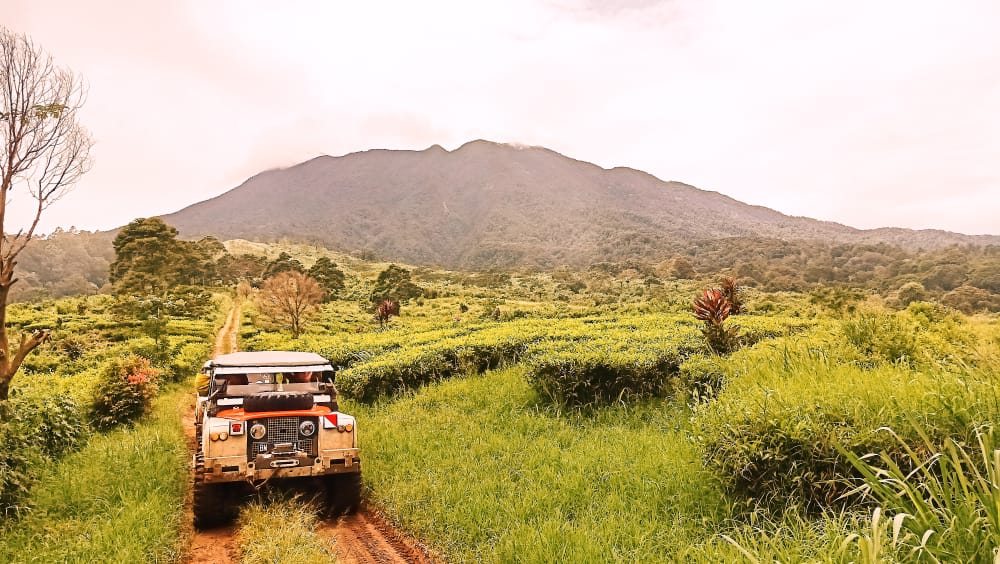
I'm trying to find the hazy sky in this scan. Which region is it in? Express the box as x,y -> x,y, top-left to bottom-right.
6,0 -> 999,235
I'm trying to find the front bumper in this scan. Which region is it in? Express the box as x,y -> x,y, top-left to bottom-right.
199,448 -> 360,483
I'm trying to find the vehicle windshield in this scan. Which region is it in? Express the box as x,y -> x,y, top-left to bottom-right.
211,370 -> 323,397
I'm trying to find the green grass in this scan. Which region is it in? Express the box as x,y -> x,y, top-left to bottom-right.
236,495 -> 334,563
0,386 -> 190,563
348,365 -> 730,562
838,423 -> 1000,563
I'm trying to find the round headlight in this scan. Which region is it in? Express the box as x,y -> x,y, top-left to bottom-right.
249,423 -> 266,440
344,423 -> 354,432
299,420 -> 316,437
337,424 -> 345,432
219,431 -> 229,441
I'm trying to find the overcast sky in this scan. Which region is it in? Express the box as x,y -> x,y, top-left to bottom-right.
6,0 -> 999,235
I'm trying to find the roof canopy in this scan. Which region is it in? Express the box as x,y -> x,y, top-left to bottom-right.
210,351 -> 331,368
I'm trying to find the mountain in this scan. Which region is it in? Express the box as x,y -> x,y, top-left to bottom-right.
162,140 -> 1000,269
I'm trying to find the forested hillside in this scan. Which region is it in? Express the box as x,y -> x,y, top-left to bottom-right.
11,229 -> 115,302
161,140 -> 1000,270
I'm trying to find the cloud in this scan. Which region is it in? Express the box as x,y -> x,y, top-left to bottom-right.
5,0 -> 999,235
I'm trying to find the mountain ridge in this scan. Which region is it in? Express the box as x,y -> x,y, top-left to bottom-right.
162,140 -> 999,269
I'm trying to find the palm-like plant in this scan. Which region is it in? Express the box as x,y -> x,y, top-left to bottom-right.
375,299 -> 400,327
693,289 -> 739,354
720,276 -> 744,315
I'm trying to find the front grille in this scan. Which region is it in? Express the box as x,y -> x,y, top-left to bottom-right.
249,416 -> 317,460
267,417 -> 299,443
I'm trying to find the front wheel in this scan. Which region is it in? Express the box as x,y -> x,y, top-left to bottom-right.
325,472 -> 362,516
193,480 -> 246,529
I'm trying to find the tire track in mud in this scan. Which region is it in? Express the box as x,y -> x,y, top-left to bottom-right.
184,301 -> 434,563
185,301 -> 242,564
317,509 -> 434,564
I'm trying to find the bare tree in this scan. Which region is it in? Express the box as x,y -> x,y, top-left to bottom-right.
0,28 -> 92,401
258,271 -> 323,338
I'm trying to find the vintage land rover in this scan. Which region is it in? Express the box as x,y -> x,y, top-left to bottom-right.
193,351 -> 361,528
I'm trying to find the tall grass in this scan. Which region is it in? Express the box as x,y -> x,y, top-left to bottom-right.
838,423 -> 1000,563
0,387 -> 190,562
236,495 -> 334,563
348,365 -> 730,562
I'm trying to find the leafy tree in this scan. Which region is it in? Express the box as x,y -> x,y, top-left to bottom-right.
109,218 -> 185,294
896,281 -> 927,307
175,236 -> 226,286
264,252 -> 305,278
308,257 -> 345,301
0,28 -> 92,401
968,261 -> 1000,293
922,263 -> 967,291
371,264 -> 422,303
667,257 -> 696,279
941,285 -> 1000,314
258,271 -> 323,338
217,253 -> 268,285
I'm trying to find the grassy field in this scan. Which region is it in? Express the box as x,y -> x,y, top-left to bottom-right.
0,294 -> 222,562
348,366 -> 728,561
2,264 -> 997,562
242,276 -> 1000,562
0,387 -> 190,562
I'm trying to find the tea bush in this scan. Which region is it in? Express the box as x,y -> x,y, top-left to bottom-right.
168,341 -> 211,383
693,343 -> 999,510
90,355 -> 160,431
842,312 -> 918,365
526,341 -> 695,408
674,354 -> 728,402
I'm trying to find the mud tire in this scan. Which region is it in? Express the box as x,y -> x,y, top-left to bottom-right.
193,480 -> 245,529
243,391 -> 313,412
326,472 -> 362,516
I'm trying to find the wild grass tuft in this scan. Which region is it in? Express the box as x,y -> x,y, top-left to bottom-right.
837,422 -> 1000,563
235,494 -> 334,563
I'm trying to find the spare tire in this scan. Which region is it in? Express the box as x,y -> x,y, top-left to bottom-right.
244,391 -> 314,412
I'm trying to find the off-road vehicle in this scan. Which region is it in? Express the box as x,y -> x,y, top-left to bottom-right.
193,351 -> 361,528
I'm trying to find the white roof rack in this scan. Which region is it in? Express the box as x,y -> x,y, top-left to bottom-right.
210,351 -> 332,368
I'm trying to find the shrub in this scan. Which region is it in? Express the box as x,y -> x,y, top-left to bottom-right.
90,355 -> 159,431
720,277 -> 745,315
674,355 -> 728,402
122,336 -> 173,367
693,289 -> 740,354
526,342 -> 692,409
693,348 -> 998,511
0,434 -> 41,518
0,395 -> 88,517
169,341 -> 211,383
838,423 -> 1000,562
843,312 -> 917,365
56,335 -> 88,361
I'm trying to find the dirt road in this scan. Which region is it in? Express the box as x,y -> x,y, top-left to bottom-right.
183,302 -> 433,563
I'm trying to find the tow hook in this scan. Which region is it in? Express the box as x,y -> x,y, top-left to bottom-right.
270,458 -> 300,469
